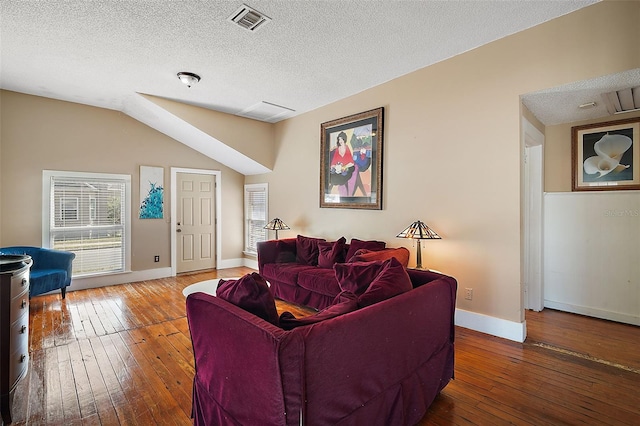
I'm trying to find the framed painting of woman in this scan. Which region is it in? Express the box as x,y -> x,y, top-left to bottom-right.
319,107 -> 384,209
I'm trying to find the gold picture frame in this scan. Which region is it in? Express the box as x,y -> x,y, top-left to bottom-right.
320,107 -> 384,209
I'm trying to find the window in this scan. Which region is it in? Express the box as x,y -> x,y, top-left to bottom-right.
43,170 -> 131,277
244,183 -> 268,255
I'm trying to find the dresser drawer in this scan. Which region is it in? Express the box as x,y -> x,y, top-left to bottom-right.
10,274 -> 29,300
10,315 -> 29,355
9,346 -> 29,389
10,294 -> 29,325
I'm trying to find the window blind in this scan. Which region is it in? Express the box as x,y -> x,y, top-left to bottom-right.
245,184 -> 267,254
48,174 -> 128,276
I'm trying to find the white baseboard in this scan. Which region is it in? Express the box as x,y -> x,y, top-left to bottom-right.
243,257 -> 258,270
217,257 -> 247,269
455,308 -> 527,343
67,267 -> 174,292
544,300 -> 639,326
61,260 -> 254,294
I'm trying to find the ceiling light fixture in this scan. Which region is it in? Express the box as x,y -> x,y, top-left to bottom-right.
177,72 -> 201,87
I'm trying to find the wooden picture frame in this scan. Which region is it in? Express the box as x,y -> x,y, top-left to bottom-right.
320,107 -> 384,209
572,116 -> 640,191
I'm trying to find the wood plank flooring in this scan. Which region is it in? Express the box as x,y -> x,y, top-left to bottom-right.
7,268 -> 640,425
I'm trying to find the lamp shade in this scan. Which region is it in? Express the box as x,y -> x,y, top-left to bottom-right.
264,218 -> 290,240
264,218 -> 290,231
396,220 -> 441,240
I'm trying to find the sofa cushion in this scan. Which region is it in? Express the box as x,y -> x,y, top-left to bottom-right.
351,247 -> 410,268
278,291 -> 358,330
334,258 -> 412,307
358,257 -> 413,307
261,263 -> 317,285
317,237 -> 346,268
345,238 -> 386,262
216,273 -> 279,325
296,235 -> 327,266
333,260 -> 389,296
298,268 -> 342,297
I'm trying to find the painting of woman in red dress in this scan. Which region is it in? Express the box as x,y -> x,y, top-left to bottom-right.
329,131 -> 355,195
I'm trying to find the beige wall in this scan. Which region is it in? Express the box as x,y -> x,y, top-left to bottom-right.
0,90 -> 245,270
246,1 -> 640,324
545,110 -> 640,192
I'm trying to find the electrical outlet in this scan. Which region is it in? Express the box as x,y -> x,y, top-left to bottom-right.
154,255 -> 160,262
465,288 -> 473,300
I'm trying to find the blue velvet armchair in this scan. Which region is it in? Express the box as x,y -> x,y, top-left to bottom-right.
0,246 -> 75,298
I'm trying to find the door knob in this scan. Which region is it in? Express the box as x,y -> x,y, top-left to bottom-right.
177,229 -> 182,232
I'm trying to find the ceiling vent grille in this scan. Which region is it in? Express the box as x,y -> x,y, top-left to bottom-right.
228,4 -> 271,32
601,86 -> 640,115
237,101 -> 295,123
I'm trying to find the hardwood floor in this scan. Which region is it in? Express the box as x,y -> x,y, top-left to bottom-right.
8,268 -> 639,425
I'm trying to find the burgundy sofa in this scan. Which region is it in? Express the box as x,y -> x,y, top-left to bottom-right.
258,236 -> 409,310
186,268 -> 457,426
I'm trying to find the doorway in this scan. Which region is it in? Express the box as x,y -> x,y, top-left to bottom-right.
522,118 -> 544,311
171,168 -> 222,275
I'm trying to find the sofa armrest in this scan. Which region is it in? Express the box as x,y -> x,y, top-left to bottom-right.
38,248 -> 76,286
297,277 -> 457,424
256,238 -> 297,273
186,292 -> 302,425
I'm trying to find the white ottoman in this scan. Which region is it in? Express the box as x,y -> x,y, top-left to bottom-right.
182,278 -> 223,297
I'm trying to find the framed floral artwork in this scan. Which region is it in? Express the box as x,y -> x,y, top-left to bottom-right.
320,107 -> 384,209
139,165 -> 164,218
572,116 -> 640,191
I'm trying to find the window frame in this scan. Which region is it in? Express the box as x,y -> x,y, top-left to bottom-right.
244,183 -> 268,256
42,170 -> 132,277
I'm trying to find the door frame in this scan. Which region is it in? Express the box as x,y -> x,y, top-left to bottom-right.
171,167 -> 221,276
522,118 -> 545,311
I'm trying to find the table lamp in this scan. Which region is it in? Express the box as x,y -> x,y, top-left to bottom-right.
396,220 -> 441,269
264,218 -> 290,240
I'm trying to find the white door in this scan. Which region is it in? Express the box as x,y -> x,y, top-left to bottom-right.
176,172 -> 216,273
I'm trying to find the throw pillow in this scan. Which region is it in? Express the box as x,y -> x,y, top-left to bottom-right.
317,237 -> 347,268
350,247 -> 410,268
216,273 -> 279,325
345,238 -> 386,262
296,235 -> 327,266
334,260 -> 389,296
278,291 -> 357,330
357,257 -> 413,307
275,239 -> 297,263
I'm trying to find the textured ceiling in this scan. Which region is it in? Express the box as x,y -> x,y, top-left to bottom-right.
521,68 -> 640,126
2,0 -> 623,172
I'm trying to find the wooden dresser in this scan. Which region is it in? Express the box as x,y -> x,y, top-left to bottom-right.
0,255 -> 31,425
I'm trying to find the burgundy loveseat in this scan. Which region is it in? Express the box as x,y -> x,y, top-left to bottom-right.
258,236 -> 409,310
186,268 -> 457,426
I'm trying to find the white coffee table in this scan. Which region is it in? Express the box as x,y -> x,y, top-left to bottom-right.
182,279 -> 222,297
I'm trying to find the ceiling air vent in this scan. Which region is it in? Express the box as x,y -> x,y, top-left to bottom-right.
228,4 -> 271,32
601,86 -> 640,115
237,101 -> 295,123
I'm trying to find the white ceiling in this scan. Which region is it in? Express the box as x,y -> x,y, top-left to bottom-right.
5,0 -> 633,172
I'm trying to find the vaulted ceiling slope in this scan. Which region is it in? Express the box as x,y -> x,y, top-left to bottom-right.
0,1 -> 600,174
